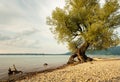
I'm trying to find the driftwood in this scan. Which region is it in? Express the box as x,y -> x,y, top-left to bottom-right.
8,64 -> 23,75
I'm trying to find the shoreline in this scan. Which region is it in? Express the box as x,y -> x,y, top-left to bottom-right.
0,63 -> 68,82
1,58 -> 120,82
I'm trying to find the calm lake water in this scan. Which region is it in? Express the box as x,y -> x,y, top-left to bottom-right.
0,54 -> 120,80
0,55 -> 69,80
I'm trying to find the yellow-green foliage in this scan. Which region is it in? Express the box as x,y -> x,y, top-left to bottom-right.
68,41 -> 77,53
47,0 -> 120,52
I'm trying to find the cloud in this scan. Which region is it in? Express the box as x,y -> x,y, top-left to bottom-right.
0,27 -> 41,49
0,0 -> 41,25
0,27 -> 38,40
0,0 -> 68,53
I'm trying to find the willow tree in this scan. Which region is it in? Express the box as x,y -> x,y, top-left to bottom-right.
47,0 -> 120,64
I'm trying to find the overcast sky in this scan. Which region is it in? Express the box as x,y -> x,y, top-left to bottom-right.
0,0 -> 119,54
0,0 -> 69,54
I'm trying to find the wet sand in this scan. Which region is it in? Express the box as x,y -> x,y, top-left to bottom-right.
15,58 -> 120,82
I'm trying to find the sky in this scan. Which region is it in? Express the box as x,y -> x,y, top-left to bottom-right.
0,0 -> 68,54
0,0 -> 119,54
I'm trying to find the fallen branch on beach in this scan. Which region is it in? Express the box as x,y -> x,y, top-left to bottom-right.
8,64 -> 23,75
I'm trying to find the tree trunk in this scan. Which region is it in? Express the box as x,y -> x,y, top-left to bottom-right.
67,42 -> 92,64
67,53 -> 77,64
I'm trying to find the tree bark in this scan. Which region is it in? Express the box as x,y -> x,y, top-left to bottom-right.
67,53 -> 77,64
67,42 -> 92,64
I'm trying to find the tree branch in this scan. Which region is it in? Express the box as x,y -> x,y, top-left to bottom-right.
76,23 -> 82,32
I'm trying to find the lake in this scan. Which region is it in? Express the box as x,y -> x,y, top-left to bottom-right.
0,55 -> 69,80
0,54 -> 120,80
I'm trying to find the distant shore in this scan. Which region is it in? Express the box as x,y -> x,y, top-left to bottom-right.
11,58 -> 120,82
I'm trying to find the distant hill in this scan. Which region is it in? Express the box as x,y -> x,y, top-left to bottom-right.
87,46 -> 120,55
65,46 -> 120,55
64,52 -> 71,55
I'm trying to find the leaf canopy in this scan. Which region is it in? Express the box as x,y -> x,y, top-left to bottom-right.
47,0 -> 120,52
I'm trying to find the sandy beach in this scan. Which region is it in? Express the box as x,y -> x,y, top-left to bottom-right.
15,58 -> 120,82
